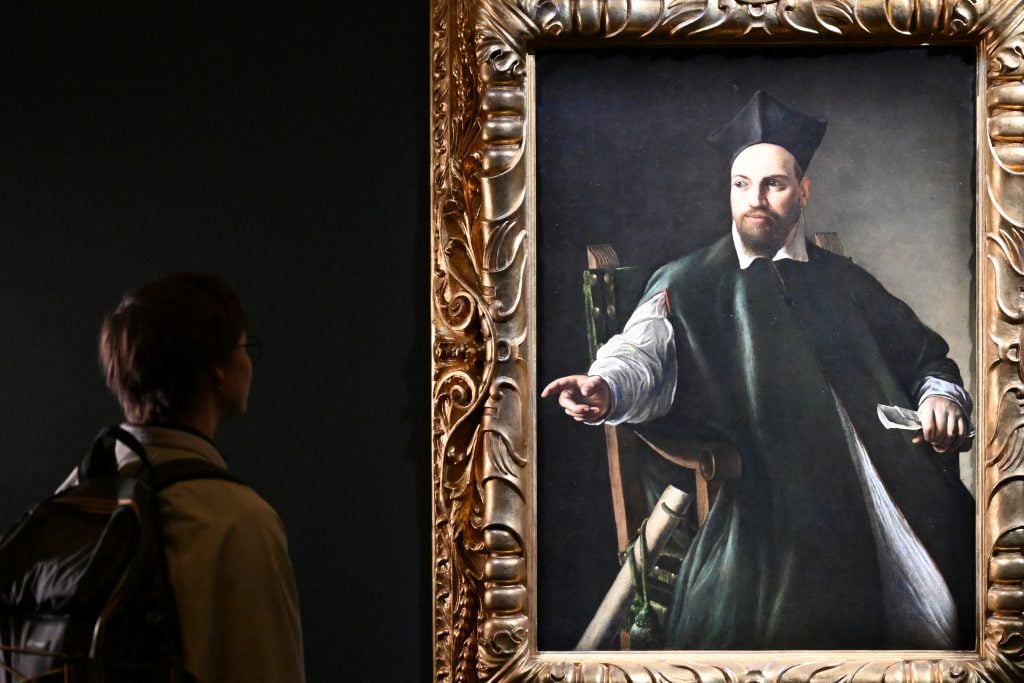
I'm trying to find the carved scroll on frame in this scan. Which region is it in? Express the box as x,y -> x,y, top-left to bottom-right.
431,0 -> 1024,681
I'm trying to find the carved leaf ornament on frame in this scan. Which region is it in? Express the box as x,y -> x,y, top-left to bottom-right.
431,0 -> 1024,680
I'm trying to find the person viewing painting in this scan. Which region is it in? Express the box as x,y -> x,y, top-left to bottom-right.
61,273 -> 307,680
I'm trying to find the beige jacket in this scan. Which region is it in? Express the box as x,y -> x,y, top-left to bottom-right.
61,424 -> 305,682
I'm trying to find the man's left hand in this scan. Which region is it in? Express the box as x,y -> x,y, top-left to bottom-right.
913,395 -> 968,453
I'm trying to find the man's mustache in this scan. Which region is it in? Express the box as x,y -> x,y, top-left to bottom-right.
744,210 -> 777,222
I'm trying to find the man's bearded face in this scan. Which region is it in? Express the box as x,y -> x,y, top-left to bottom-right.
730,144 -> 810,257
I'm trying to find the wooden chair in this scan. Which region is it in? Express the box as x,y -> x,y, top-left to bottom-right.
582,233 -> 846,640
582,244 -> 737,617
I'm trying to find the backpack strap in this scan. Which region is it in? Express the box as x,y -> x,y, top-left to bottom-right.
152,459 -> 245,491
79,425 -> 150,480
79,427 -> 244,492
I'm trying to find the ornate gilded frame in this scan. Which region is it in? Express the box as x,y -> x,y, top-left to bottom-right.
430,1 -> 1024,680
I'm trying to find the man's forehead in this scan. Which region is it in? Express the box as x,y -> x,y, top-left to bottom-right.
730,143 -> 799,178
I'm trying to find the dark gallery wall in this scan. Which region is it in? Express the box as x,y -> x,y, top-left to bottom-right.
0,7 -> 429,681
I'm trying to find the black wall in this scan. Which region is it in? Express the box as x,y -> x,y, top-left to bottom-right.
0,7 -> 429,681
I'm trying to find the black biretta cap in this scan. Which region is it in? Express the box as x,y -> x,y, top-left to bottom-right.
707,90 -> 828,173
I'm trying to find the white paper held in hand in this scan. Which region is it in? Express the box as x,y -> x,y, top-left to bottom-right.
876,403 -> 976,438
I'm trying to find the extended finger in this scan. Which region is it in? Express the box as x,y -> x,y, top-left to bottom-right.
542,378 -> 572,398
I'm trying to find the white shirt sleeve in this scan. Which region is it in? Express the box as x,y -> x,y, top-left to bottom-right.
587,291 -> 677,425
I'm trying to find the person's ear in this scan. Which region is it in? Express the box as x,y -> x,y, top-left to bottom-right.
211,365 -> 225,388
799,176 -> 812,208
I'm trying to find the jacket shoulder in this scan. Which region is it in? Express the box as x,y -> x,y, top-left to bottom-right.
806,241 -> 891,293
644,235 -> 734,297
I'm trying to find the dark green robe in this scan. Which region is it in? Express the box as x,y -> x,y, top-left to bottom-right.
637,234 -> 975,650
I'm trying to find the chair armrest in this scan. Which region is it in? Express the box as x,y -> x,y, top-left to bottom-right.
634,433 -> 741,483
633,432 -> 741,524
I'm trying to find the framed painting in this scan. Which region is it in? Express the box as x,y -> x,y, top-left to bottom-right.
535,46 -> 979,653
430,1 -> 1024,681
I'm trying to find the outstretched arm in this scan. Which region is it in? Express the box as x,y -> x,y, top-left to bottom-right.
541,291 -> 676,425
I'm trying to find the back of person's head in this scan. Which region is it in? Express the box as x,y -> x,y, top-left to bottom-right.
100,272 -> 248,424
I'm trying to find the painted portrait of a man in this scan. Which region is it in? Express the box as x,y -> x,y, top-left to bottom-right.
534,48 -> 977,652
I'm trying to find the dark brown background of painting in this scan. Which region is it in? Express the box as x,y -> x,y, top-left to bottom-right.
0,6 -> 429,681
535,47 -> 976,650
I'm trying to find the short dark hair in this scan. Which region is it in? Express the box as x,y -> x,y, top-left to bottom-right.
100,273 -> 248,424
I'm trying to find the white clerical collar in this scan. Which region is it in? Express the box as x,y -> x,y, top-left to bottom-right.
731,221 -> 808,269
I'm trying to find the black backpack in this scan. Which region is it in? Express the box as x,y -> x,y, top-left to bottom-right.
0,425 -> 242,682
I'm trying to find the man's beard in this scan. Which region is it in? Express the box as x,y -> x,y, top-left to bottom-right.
736,207 -> 800,257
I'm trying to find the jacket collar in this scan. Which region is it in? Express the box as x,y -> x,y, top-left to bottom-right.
115,423 -> 229,469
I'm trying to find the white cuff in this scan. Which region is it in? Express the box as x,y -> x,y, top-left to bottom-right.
915,376 -> 972,419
